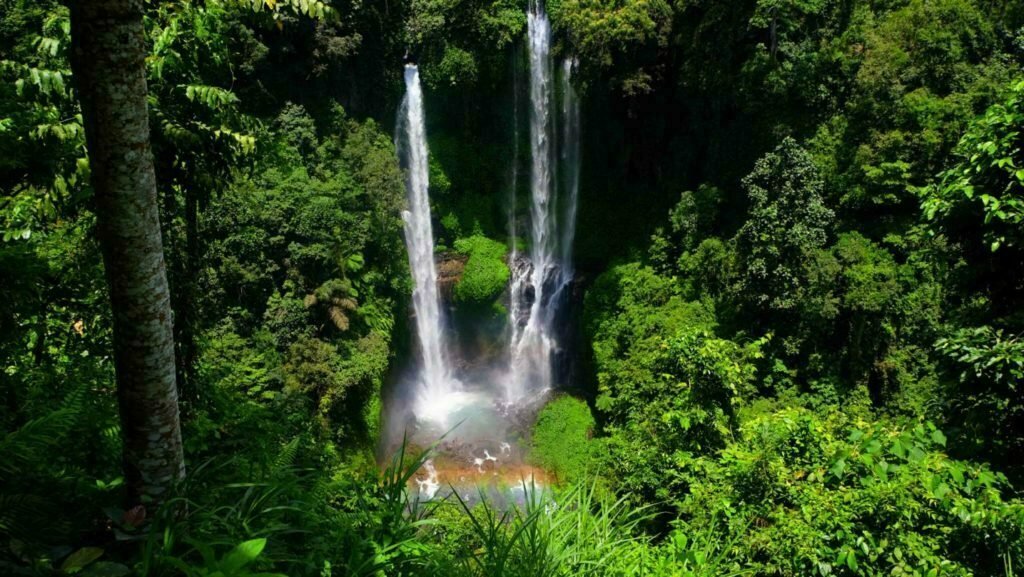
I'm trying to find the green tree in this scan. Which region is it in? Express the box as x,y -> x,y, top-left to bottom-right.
921,78 -> 1024,256
936,326 -> 1024,480
735,137 -> 834,318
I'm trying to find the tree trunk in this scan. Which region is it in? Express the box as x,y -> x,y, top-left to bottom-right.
70,0 -> 185,506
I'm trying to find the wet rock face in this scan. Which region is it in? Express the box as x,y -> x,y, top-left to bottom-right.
507,251 -> 581,391
552,273 -> 585,392
508,253 -> 535,331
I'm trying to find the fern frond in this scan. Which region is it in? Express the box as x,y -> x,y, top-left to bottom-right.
0,389 -> 85,480
272,437 -> 300,476
0,491 -> 71,545
331,297 -> 357,312
328,306 -> 350,331
0,407 -> 77,479
182,84 -> 239,110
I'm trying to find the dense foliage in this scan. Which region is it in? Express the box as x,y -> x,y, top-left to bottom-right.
451,235 -> 509,306
3,0 -> 1024,574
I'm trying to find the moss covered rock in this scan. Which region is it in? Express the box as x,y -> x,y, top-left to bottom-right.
452,235 -> 509,305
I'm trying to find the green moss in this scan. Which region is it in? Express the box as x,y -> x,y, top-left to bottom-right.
429,157 -> 451,196
530,396 -> 597,483
440,211 -> 461,240
452,235 -> 509,304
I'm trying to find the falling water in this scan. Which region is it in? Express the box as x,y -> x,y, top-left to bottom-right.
509,47 -> 522,256
507,3 -> 581,402
394,37 -> 579,502
507,45 -> 527,397
397,64 -> 461,423
559,58 -> 580,277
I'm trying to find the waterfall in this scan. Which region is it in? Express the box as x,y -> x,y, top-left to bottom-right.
390,17 -> 580,498
559,58 -> 580,278
397,64 -> 460,423
507,3 -> 581,402
508,47 -> 525,378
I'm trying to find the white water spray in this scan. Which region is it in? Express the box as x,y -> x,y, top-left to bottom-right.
415,459 -> 440,500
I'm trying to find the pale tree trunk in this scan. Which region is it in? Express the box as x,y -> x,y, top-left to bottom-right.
70,0 -> 185,506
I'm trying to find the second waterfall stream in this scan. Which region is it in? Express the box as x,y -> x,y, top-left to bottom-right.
507,0 -> 581,403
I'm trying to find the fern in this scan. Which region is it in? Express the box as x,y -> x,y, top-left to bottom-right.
306,279 -> 359,332
182,84 -> 240,110
0,386 -> 84,476
14,67 -> 67,97
0,390 -> 85,549
152,107 -> 203,148
0,406 -> 79,480
213,126 -> 258,155
271,437 -> 301,476
33,117 -> 83,141
38,9 -> 70,57
0,386 -> 85,477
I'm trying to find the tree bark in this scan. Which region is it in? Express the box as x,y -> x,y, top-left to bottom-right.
70,0 -> 185,506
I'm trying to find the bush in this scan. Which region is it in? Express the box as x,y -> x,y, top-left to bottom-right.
452,235 -> 510,305
681,408 -> 1024,575
530,396 -> 597,483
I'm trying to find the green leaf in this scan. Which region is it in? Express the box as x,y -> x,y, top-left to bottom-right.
950,465 -> 965,485
909,447 -> 926,463
829,458 -> 846,479
890,440 -> 906,459
346,252 -> 365,272
61,547 -> 104,573
221,538 -> 266,573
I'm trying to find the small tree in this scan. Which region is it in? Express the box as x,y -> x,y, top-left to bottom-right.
735,137 -> 835,315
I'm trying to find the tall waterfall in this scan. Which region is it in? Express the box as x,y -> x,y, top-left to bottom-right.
507,2 -> 581,402
397,64 -> 460,423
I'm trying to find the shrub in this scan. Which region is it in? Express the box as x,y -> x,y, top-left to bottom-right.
452,235 -> 510,305
530,396 -> 597,483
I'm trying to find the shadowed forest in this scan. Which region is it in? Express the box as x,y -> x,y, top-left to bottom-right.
3,0 -> 1024,575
